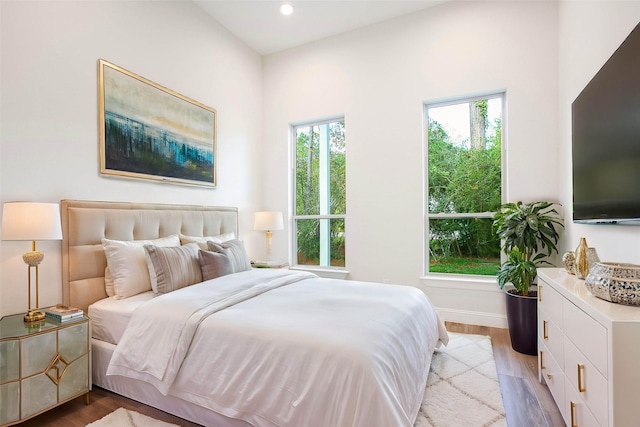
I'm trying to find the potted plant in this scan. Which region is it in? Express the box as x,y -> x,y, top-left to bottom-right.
493,201 -> 563,355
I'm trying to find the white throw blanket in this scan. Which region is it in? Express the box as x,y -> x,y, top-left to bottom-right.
107,269 -> 448,427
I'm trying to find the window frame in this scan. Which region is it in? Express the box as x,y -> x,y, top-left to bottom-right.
423,91 -> 506,277
290,116 -> 347,271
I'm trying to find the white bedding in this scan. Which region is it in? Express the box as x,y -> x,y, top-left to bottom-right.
88,291 -> 154,344
105,269 -> 448,427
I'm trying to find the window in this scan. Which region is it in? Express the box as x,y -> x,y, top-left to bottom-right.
292,118 -> 346,268
425,94 -> 504,276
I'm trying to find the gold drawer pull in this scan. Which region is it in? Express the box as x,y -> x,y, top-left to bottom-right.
578,364 -> 586,392
546,373 -> 553,380
543,320 -> 548,339
539,285 -> 543,302
540,350 -> 546,370
570,401 -> 578,427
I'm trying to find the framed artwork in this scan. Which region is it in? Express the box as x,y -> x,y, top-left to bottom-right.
98,59 -> 217,187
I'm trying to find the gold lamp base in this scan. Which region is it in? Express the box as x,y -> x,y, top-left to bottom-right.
23,244 -> 46,323
24,309 -> 46,323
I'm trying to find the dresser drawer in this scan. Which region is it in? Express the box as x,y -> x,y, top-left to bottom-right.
565,337 -> 608,426
563,299 -> 607,376
539,308 -> 564,370
539,338 -> 567,425
566,379 -> 601,427
538,280 -> 563,327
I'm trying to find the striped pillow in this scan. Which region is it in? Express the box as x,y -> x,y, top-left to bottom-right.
144,243 -> 203,294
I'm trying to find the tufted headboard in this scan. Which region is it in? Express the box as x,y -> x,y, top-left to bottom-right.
61,199 -> 238,312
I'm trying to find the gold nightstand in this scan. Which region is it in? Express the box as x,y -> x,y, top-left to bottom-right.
0,312 -> 90,426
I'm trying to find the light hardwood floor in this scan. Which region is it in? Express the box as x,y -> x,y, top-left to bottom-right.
447,322 -> 564,427
19,323 -> 564,427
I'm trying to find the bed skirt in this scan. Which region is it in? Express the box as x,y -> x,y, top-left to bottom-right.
92,339 -> 252,427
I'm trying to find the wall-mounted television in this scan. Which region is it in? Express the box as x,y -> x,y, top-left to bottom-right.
572,22 -> 640,224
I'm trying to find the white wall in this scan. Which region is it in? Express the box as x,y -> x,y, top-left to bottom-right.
263,1 -> 560,326
558,2 -> 640,262
0,0 -> 263,317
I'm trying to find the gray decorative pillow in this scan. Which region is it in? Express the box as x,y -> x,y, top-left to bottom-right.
206,239 -> 252,273
144,243 -> 202,295
199,249 -> 234,281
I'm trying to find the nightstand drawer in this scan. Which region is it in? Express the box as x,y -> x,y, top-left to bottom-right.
21,373 -> 58,418
59,322 -> 89,362
0,340 -> 19,382
0,382 -> 20,424
22,331 -> 57,377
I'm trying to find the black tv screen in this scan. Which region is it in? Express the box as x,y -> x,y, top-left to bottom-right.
572,22 -> 640,224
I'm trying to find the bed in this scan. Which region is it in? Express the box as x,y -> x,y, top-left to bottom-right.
61,199 -> 448,427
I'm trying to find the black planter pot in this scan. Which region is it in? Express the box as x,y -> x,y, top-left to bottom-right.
505,289 -> 538,355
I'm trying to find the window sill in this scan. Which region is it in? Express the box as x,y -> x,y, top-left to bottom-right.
420,273 -> 502,293
289,266 -> 350,280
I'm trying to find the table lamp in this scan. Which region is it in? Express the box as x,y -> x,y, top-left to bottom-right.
254,211 -> 284,261
2,202 -> 63,322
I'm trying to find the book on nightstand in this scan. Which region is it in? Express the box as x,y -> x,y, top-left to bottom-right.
251,260 -> 288,268
44,305 -> 84,322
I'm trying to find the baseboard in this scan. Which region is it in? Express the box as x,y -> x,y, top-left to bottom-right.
435,307 -> 507,328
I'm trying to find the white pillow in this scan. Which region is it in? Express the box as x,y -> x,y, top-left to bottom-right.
179,232 -> 235,250
102,234 -> 180,299
104,267 -> 115,297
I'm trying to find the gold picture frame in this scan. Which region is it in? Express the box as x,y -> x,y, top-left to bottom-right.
98,59 -> 217,187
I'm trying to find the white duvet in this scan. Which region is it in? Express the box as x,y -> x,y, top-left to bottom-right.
107,269 -> 448,427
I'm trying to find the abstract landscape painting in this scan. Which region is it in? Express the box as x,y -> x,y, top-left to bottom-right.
99,59 -> 216,187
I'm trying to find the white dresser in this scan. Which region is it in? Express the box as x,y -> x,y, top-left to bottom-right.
538,268 -> 640,427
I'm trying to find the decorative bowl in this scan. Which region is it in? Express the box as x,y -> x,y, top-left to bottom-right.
585,262 -> 640,306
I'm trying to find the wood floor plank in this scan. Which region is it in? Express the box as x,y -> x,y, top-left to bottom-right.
532,377 -> 566,427
499,373 -> 549,427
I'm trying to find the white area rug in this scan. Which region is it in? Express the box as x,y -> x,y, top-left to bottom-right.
416,332 -> 507,427
88,333 -> 506,427
86,407 -> 179,427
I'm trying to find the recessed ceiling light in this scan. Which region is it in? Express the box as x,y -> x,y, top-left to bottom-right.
280,3 -> 294,16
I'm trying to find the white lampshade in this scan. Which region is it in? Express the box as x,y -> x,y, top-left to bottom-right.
2,202 -> 63,241
254,211 -> 284,231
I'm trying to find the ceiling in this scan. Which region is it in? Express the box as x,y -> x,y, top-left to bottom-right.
192,0 -> 449,55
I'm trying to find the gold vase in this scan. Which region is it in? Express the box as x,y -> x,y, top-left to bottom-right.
575,237 -> 590,279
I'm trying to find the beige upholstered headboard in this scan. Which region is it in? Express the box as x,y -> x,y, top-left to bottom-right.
61,199 -> 238,312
